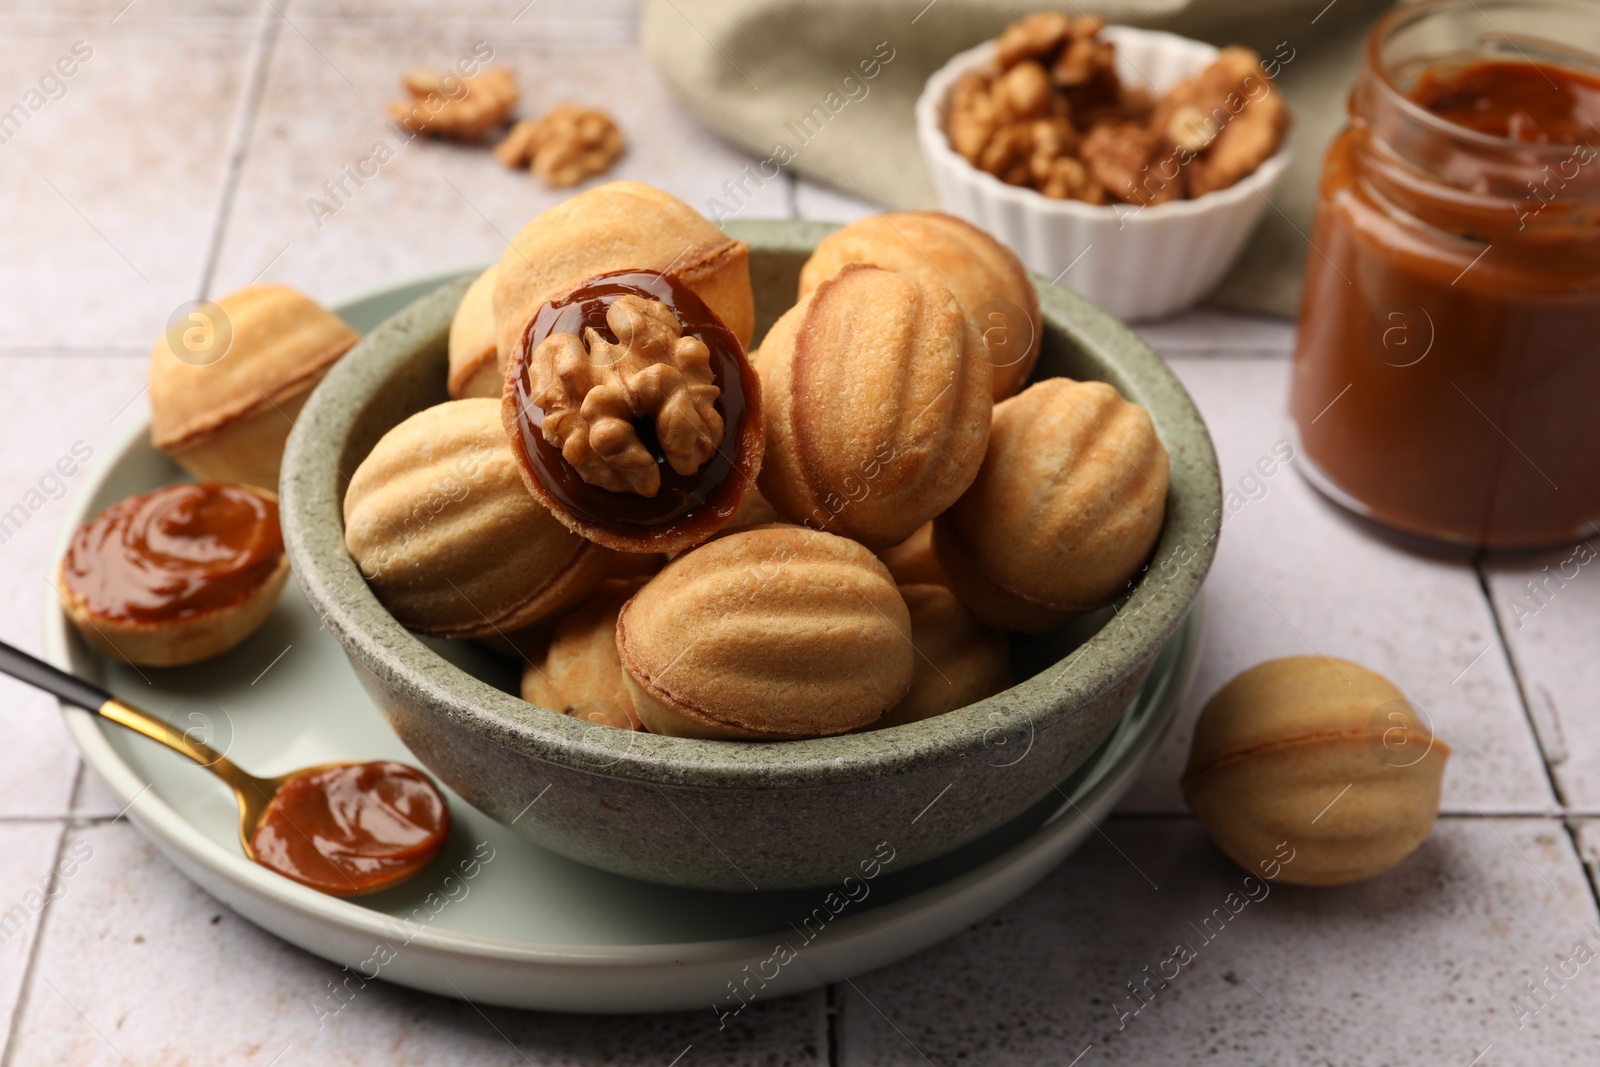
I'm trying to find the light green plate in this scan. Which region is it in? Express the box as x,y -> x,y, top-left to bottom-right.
41,274 -> 1201,1013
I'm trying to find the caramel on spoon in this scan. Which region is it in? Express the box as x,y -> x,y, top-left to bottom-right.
0,639 -> 449,897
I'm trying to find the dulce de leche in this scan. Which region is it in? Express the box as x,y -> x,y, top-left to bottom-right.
1289,0 -> 1600,549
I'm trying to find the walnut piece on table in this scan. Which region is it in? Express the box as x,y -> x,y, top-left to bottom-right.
496,105 -> 626,188
386,68 -> 518,140
528,296 -> 722,497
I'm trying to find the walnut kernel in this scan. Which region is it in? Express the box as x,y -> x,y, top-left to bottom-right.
387,68 -> 518,141
496,105 -> 626,188
527,294 -> 722,497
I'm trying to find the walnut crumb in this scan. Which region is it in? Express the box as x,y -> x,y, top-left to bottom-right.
387,68 -> 518,141
528,296 -> 722,497
496,105 -> 626,188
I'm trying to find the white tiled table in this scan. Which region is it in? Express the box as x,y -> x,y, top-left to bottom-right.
2,4 -> 1597,1064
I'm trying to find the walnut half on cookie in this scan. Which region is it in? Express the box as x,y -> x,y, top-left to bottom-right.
528,295 -> 722,498
503,269 -> 763,555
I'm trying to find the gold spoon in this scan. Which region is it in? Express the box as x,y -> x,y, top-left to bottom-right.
0,638 -> 450,897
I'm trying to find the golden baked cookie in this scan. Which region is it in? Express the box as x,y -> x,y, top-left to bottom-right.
492,181 -> 753,369
522,578 -> 646,731
605,552 -> 668,580
344,399 -> 610,639
756,265 -> 992,549
797,212 -> 1041,400
149,285 -> 359,490
726,487 -> 785,531
58,483 -> 289,667
447,264 -> 500,400
877,522 -> 947,587
935,378 -> 1169,631
616,525 -> 913,739
1182,657 -> 1450,886
876,584 -> 1011,728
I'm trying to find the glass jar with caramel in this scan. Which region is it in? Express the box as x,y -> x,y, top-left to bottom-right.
1289,0 -> 1600,549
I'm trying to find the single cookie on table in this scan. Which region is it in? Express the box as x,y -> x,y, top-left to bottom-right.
756,265 -> 992,548
875,584 -> 1012,729
935,378 -> 1169,632
149,285 -> 359,490
59,483 -> 289,667
447,263 -> 500,400
877,522 -> 947,587
796,211 -> 1041,400
616,525 -> 913,739
492,180 -> 753,371
344,398 -> 611,639
521,578 -> 646,731
503,268 -> 763,554
1182,657 -> 1449,886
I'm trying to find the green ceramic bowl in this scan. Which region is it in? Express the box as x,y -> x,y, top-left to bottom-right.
280,219 -> 1220,891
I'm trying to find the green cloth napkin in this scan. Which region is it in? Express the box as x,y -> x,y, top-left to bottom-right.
641,0 -> 1394,318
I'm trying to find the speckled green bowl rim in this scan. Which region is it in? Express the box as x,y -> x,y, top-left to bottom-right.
281,219 -> 1221,791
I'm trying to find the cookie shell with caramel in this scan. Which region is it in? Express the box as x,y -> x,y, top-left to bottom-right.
935,378 -> 1169,632
797,212 -> 1041,400
616,525 -> 913,739
756,265 -> 992,549
522,578 -> 645,731
58,484 -> 289,668
492,180 -> 753,367
343,399 -> 610,639
150,285 -> 359,490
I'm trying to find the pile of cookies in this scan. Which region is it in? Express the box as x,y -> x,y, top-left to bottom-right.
344,181 -> 1172,741
947,12 -> 1290,204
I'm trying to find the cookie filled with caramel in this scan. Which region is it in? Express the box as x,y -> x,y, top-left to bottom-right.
59,483 -> 289,667
503,268 -> 764,554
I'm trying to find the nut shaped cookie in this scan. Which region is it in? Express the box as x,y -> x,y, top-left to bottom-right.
797,212 -> 1041,400
877,522 -> 947,587
150,285 -> 359,490
1182,657 -> 1450,886
344,399 -> 610,639
522,578 -> 645,731
876,584 -> 1011,728
935,378 -> 1168,631
756,266 -> 992,549
492,181 -> 753,365
447,264 -> 500,400
616,526 -> 913,739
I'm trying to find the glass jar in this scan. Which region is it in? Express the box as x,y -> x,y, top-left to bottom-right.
1289,0 -> 1600,549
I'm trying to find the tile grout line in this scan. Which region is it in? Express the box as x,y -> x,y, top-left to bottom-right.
825,982 -> 840,1067
1472,561 -> 1600,911
0,761 -> 82,1067
194,0 -> 282,301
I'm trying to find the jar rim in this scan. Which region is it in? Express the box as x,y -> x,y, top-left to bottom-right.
1366,0 -> 1600,155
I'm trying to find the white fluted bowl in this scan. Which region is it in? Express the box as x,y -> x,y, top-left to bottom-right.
916,27 -> 1291,322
